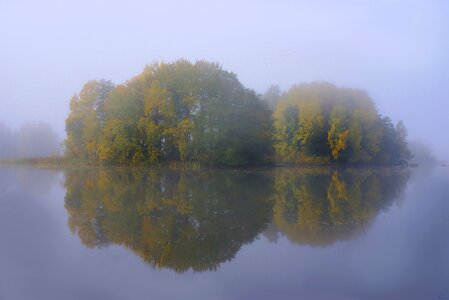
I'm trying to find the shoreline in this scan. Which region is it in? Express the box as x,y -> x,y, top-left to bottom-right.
0,156 -> 415,171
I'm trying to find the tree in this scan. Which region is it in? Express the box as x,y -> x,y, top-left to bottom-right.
16,122 -> 60,158
0,122 -> 16,159
261,85 -> 282,110
65,80 -> 114,160
65,60 -> 273,166
64,64 -> 410,166
407,140 -> 437,165
273,82 -> 411,165
394,121 -> 412,164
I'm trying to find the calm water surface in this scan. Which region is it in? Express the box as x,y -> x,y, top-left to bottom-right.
1,166 -> 448,300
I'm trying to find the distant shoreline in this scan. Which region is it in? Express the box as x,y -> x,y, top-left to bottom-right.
0,156 -> 417,170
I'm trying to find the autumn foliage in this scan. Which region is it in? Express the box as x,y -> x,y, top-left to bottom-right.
65,60 -> 272,166
65,60 -> 410,166
272,83 -> 411,164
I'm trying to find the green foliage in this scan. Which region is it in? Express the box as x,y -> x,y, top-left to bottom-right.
273,82 -> 411,164
65,80 -> 115,160
0,121 -> 60,159
261,84 -> 282,109
64,63 -> 410,166
65,60 -> 273,166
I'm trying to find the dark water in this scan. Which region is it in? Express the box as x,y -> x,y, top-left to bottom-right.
1,166 -> 448,300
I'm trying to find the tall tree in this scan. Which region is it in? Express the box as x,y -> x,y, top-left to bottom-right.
261,85 -> 282,110
273,82 -> 411,164
65,80 -> 114,160
16,122 -> 60,158
66,60 -> 273,166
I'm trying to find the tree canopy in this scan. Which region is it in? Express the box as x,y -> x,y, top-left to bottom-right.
65,61 -> 410,166
272,82 -> 411,164
0,121 -> 60,159
65,60 -> 273,166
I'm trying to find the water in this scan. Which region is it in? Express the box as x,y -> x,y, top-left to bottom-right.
1,166 -> 448,300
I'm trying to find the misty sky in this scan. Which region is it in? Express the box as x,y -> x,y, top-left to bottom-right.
0,0 -> 448,157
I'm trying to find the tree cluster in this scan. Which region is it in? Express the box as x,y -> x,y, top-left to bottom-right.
0,121 -> 60,159
65,60 -> 272,166
65,60 -> 410,166
273,83 -> 411,164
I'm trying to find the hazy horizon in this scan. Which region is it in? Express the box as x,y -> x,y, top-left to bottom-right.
1,0 -> 448,158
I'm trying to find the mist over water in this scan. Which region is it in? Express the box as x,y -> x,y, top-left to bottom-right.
0,121 -> 61,159
1,1 -> 448,299
1,166 -> 448,299
0,0 -> 448,158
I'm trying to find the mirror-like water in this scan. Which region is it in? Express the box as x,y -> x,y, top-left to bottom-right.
1,166 -> 448,300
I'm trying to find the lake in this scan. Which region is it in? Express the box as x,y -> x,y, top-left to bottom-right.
1,166 -> 448,300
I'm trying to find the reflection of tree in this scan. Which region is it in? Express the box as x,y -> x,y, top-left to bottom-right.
64,169 -> 273,272
272,168 -> 410,246
65,167 -> 410,271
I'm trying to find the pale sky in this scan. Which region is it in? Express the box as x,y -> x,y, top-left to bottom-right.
0,0 -> 448,157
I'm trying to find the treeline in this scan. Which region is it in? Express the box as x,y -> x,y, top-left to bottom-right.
65,60 -> 410,166
0,122 -> 61,159
271,83 -> 411,164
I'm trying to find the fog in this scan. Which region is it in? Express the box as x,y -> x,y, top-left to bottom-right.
0,122 -> 60,159
0,0 -> 447,158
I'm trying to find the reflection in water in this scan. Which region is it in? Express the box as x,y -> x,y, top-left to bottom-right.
0,166 -> 60,195
64,169 -> 273,272
64,167 -> 409,272
272,168 -> 409,246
